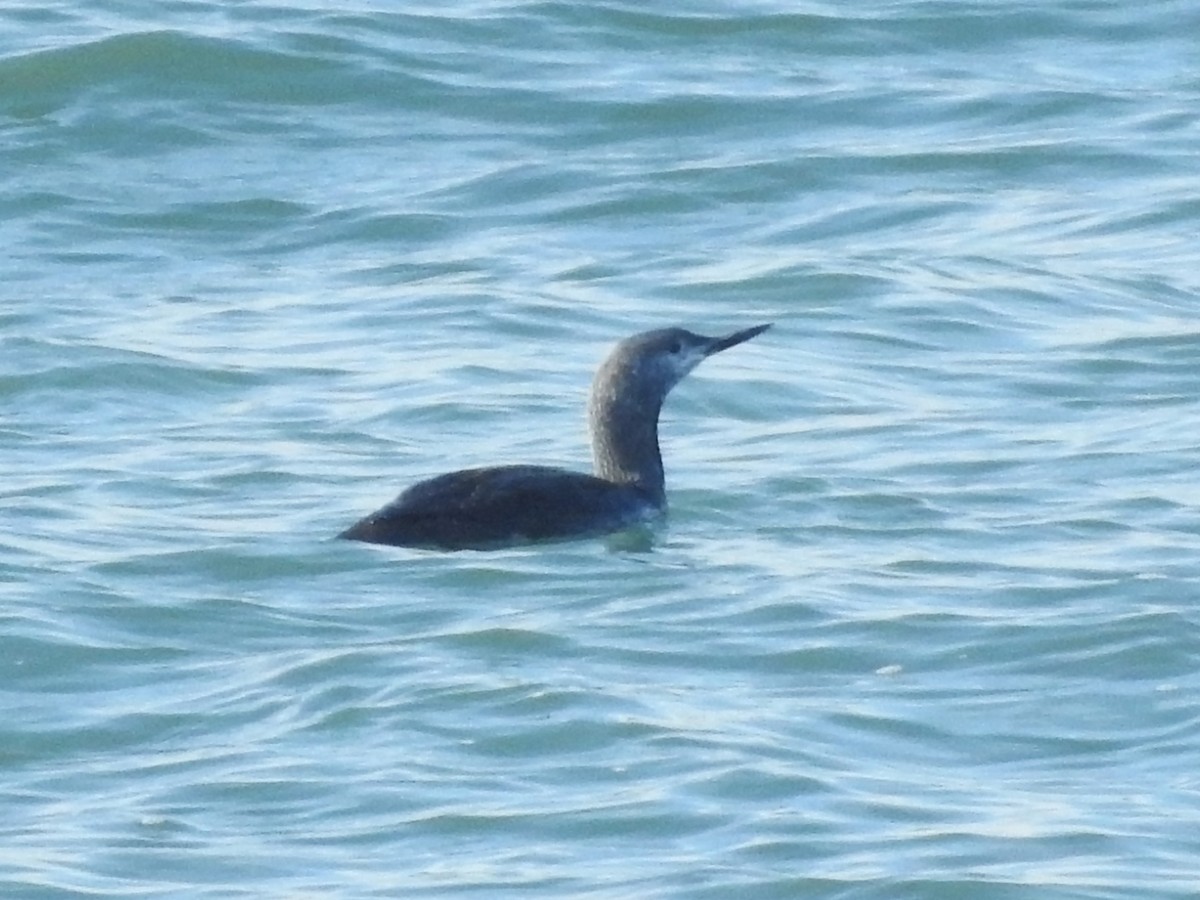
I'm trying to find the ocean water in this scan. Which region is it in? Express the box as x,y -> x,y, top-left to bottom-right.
3,1 -> 1199,897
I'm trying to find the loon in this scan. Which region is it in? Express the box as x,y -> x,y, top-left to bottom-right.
338,323 -> 771,550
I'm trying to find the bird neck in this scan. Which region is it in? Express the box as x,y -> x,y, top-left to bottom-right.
588,387 -> 667,507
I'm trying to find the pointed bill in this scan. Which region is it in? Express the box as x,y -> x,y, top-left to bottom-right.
705,323 -> 772,356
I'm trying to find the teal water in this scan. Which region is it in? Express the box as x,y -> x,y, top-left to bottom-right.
3,2 -> 1199,897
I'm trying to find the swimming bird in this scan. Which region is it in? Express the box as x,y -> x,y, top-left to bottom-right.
338,323 -> 771,550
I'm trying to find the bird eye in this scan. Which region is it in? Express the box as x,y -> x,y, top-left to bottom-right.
669,340 -> 683,354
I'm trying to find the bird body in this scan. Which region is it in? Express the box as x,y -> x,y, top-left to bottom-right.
337,464 -> 659,550
339,324 -> 770,551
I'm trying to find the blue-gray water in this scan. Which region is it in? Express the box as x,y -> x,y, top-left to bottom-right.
3,2 -> 1199,897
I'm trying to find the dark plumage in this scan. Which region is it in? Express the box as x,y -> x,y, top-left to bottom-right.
338,465 -> 656,550
339,323 -> 771,551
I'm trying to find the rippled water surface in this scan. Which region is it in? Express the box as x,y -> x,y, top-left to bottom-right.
3,2 -> 1199,897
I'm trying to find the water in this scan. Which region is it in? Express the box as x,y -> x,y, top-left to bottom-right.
3,1 -> 1199,897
